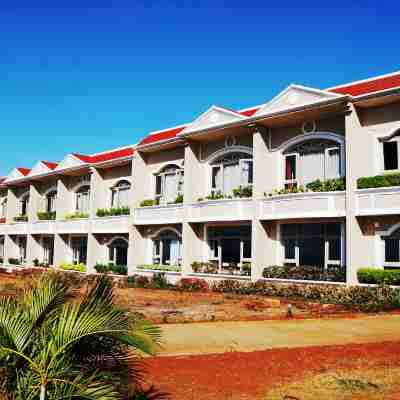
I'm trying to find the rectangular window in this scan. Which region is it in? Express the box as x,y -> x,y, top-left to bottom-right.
385,238 -> 400,262
384,141 -> 399,171
284,154 -> 297,188
211,166 -> 222,191
72,237 -> 87,265
155,175 -> 163,197
325,147 -> 340,179
243,239 -> 252,259
281,223 -> 342,268
240,159 -> 253,185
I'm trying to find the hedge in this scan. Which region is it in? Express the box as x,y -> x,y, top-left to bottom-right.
94,263 -> 128,275
358,268 -> 400,285
262,265 -> 346,282
96,207 -> 130,217
357,173 -> 400,189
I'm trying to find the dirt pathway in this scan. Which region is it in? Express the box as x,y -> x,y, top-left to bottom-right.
158,314 -> 400,355
145,342 -> 400,400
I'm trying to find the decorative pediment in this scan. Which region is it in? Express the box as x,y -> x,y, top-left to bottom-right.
254,85 -> 342,117
55,154 -> 85,171
28,161 -> 52,177
180,106 -> 246,135
5,168 -> 26,182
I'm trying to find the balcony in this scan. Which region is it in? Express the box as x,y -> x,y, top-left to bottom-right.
134,204 -> 184,225
260,191 -> 346,220
56,218 -> 90,234
7,222 -> 29,235
187,198 -> 253,222
91,215 -> 132,233
355,187 -> 400,216
30,220 -> 56,234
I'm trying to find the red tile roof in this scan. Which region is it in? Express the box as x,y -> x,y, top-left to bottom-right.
72,147 -> 134,164
329,72 -> 400,96
17,168 -> 31,176
138,126 -> 186,146
42,161 -> 58,170
239,107 -> 260,117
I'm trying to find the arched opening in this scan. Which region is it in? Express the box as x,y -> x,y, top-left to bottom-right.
155,164 -> 184,205
152,229 -> 182,266
1,198 -> 7,218
19,193 -> 30,217
210,151 -> 253,196
45,190 -> 57,213
111,180 -> 131,208
108,237 -> 128,266
75,185 -> 90,213
283,137 -> 343,188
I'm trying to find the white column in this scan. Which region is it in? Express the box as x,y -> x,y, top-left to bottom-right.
29,184 -> 41,223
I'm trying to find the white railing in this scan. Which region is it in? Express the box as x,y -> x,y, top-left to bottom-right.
134,204 -> 184,225
187,198 -> 253,222
356,187 -> 400,216
91,215 -> 131,233
260,191 -> 346,220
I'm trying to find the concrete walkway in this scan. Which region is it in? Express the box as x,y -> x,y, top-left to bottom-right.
158,315 -> 400,356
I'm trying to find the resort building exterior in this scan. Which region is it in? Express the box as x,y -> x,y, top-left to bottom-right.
1,70 -> 400,284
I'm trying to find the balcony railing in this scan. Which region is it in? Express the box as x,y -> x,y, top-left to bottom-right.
187,198 -> 253,222
91,215 -> 131,233
260,191 -> 346,220
356,186 -> 400,216
134,204 -> 184,225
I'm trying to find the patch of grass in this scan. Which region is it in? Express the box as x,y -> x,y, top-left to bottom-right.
265,367 -> 400,400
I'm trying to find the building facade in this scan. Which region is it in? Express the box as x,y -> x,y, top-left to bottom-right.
1,71 -> 400,284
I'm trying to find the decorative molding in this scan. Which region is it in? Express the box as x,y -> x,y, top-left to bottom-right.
205,145 -> 253,164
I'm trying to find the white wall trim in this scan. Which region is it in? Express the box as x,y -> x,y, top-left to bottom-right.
149,226 -> 182,239
205,145 -> 253,164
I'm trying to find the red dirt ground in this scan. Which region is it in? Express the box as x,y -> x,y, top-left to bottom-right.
144,342 -> 400,400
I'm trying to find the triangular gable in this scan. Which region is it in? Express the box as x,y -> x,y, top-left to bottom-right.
28,161 -> 53,177
254,85 -> 342,117
55,154 -> 87,171
180,106 -> 246,135
5,168 -> 26,182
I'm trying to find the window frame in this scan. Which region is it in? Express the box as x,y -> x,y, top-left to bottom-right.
383,237 -> 400,268
111,180 -> 131,208
154,166 -> 183,204
75,185 -> 91,213
382,137 -> 400,173
281,223 -> 343,269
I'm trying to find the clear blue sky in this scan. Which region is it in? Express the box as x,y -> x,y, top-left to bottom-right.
0,0 -> 399,175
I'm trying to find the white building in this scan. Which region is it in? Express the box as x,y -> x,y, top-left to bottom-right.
1,71 -> 400,284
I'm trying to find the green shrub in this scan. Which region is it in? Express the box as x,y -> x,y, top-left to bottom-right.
152,272 -> 172,289
205,191 -> 226,200
64,212 -> 89,220
233,185 -> 253,198
191,261 -> 218,274
8,258 -> 21,265
357,173 -> 400,189
13,215 -> 28,222
139,199 -> 159,207
37,211 -> 56,220
306,177 -> 346,192
267,185 -> 306,196
176,278 -> 209,292
358,268 -> 400,285
262,265 -> 346,282
137,264 -> 181,272
211,279 -> 400,312
174,194 -> 184,204
94,263 -> 127,275
96,207 -> 130,217
59,262 -> 86,272
242,263 -> 251,276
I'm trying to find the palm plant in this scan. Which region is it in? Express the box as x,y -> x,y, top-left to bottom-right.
0,274 -> 161,400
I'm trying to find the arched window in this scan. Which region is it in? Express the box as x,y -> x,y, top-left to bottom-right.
75,185 -> 90,213
108,237 -> 128,266
111,180 -> 131,208
152,229 -> 182,266
283,139 -> 341,188
211,152 -> 253,195
45,190 -> 57,213
155,165 -> 184,205
19,193 -> 30,216
1,198 -> 7,218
